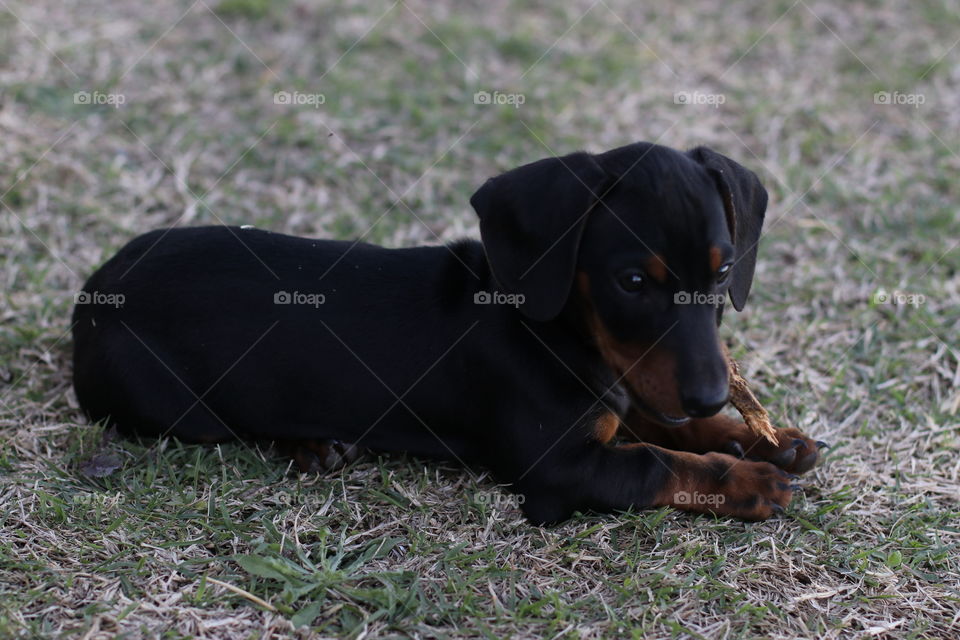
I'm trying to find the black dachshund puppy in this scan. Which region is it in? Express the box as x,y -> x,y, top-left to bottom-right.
73,142 -> 821,524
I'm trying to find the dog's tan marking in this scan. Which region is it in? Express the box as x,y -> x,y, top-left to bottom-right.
593,411 -> 620,444
575,272 -> 685,418
646,254 -> 668,283
708,246 -> 723,273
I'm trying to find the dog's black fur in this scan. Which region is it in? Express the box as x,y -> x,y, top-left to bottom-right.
72,142 -> 821,524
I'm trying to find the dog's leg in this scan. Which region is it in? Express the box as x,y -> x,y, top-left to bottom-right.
517,441 -> 795,524
618,410 -> 825,474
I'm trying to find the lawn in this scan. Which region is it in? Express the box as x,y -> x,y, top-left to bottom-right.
1,0 -> 959,637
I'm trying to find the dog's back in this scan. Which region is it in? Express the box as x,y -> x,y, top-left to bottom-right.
72,226 -> 503,457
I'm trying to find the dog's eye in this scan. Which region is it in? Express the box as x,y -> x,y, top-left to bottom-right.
717,262 -> 733,282
617,269 -> 645,292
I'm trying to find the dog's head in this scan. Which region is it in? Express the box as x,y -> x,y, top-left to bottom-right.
470,142 -> 767,425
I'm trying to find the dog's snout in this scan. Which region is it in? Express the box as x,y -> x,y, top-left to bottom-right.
680,388 -> 729,418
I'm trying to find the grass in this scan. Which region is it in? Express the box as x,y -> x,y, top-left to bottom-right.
2,0 -> 959,637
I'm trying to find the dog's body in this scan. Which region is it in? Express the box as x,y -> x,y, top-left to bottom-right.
73,142 -> 822,524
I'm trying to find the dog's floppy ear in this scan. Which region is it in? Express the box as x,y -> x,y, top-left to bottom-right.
470,152 -> 608,321
687,146 -> 768,311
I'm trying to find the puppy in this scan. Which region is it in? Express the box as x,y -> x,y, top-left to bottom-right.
72,142 -> 821,524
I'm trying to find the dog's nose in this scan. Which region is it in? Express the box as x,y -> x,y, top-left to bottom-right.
680,389 -> 729,418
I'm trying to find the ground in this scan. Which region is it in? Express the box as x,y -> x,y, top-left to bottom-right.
1,0 -> 959,638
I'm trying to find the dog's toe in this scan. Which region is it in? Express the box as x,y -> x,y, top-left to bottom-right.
335,441 -> 361,463
287,439 -> 363,473
291,447 -> 323,473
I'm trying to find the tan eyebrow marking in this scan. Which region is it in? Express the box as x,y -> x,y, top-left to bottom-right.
708,246 -> 723,273
645,254 -> 668,283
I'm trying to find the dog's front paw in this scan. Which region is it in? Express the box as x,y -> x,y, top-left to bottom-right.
722,426 -> 826,474
713,454 -> 796,520
669,452 -> 796,521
